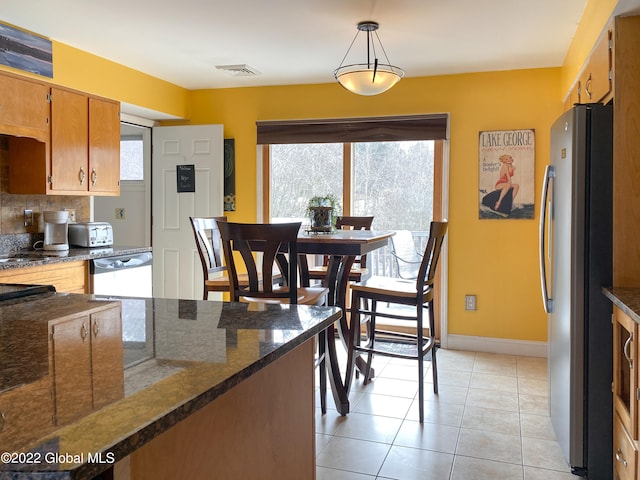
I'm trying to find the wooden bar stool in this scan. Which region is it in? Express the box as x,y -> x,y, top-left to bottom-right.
347,220 -> 447,423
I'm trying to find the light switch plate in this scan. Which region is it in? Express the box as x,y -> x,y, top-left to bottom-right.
23,209 -> 33,227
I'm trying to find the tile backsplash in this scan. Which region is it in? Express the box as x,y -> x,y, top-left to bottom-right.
0,136 -> 90,249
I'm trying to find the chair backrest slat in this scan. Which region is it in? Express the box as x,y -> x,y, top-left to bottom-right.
190,216 -> 228,276
218,222 -> 302,304
327,216 -> 374,268
416,221 -> 448,295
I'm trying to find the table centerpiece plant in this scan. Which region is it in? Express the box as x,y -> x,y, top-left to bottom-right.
306,194 -> 339,232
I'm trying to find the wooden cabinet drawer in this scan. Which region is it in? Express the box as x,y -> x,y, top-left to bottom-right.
0,261 -> 87,293
613,413 -> 637,480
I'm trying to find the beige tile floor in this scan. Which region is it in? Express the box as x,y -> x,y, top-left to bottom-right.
315,346 -> 576,480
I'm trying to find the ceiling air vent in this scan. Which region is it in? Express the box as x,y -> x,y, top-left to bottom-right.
215,64 -> 261,76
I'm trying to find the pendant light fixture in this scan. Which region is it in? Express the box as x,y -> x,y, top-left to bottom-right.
334,21 -> 404,96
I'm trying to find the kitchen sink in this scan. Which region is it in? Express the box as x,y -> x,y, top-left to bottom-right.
0,252 -> 53,263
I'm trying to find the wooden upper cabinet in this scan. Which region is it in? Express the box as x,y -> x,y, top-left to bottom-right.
0,72 -> 49,142
6,75 -> 121,196
89,97 -> 120,195
50,87 -> 90,193
564,80 -> 581,111
580,24 -> 613,104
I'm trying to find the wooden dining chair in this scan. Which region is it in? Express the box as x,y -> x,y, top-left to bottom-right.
190,216 -> 252,300
308,215 -> 374,283
217,221 -> 331,411
347,220 -> 448,423
218,221 -> 328,305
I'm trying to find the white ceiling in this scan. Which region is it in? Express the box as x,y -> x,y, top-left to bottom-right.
2,0 -> 640,93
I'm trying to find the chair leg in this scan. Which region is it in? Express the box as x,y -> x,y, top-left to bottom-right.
363,300 -> 376,385
429,305 -> 438,395
345,291 -> 360,393
431,345 -> 438,395
318,330 -> 327,414
417,307 -> 424,423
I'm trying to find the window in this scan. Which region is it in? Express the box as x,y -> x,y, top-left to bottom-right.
120,136 -> 144,181
269,141 -> 435,231
270,143 -> 343,223
352,141 -> 434,231
258,113 -> 446,229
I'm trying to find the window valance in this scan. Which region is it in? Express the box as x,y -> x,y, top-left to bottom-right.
256,114 -> 449,144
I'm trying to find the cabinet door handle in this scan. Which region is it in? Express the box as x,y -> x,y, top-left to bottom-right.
91,168 -> 97,186
616,448 -> 628,468
623,331 -> 634,369
80,322 -> 88,342
585,73 -> 592,100
92,320 -> 100,337
0,411 -> 6,432
79,167 -> 86,185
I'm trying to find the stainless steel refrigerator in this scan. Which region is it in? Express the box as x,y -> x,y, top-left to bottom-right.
539,103 -> 613,479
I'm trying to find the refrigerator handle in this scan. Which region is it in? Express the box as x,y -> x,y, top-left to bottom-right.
539,165 -> 555,313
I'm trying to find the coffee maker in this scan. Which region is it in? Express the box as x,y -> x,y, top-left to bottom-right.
43,211 -> 69,251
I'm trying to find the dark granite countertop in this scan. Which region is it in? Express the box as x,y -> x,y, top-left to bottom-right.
0,293 -> 341,479
0,246 -> 152,271
603,287 -> 640,323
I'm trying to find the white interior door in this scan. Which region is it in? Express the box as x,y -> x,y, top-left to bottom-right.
152,125 -> 223,299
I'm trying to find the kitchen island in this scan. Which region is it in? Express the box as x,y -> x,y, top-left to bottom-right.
0,291 -> 341,479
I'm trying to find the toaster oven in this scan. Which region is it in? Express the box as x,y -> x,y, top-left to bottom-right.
68,222 -> 114,247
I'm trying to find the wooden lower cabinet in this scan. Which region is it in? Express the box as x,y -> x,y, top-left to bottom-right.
125,340 -> 315,480
0,377 -> 54,452
51,302 -> 123,425
0,261 -> 87,293
614,412 -> 638,480
613,305 -> 640,479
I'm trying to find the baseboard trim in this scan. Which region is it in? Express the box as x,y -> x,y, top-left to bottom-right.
445,334 -> 547,358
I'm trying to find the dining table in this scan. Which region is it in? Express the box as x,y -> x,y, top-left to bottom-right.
296,228 -> 395,415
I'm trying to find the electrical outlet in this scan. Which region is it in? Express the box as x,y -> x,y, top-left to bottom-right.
116,208 -> 125,220
465,294 -> 477,311
64,208 -> 76,222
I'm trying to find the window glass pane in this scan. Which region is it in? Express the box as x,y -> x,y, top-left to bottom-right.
270,143 -> 343,224
352,141 -> 434,231
120,138 -> 144,181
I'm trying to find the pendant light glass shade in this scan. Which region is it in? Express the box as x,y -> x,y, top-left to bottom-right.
334,21 -> 404,96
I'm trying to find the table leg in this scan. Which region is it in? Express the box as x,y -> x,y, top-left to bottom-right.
324,322 -> 349,415
325,255 -> 374,387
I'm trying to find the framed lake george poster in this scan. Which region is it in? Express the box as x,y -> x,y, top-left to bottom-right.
479,129 -> 535,219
